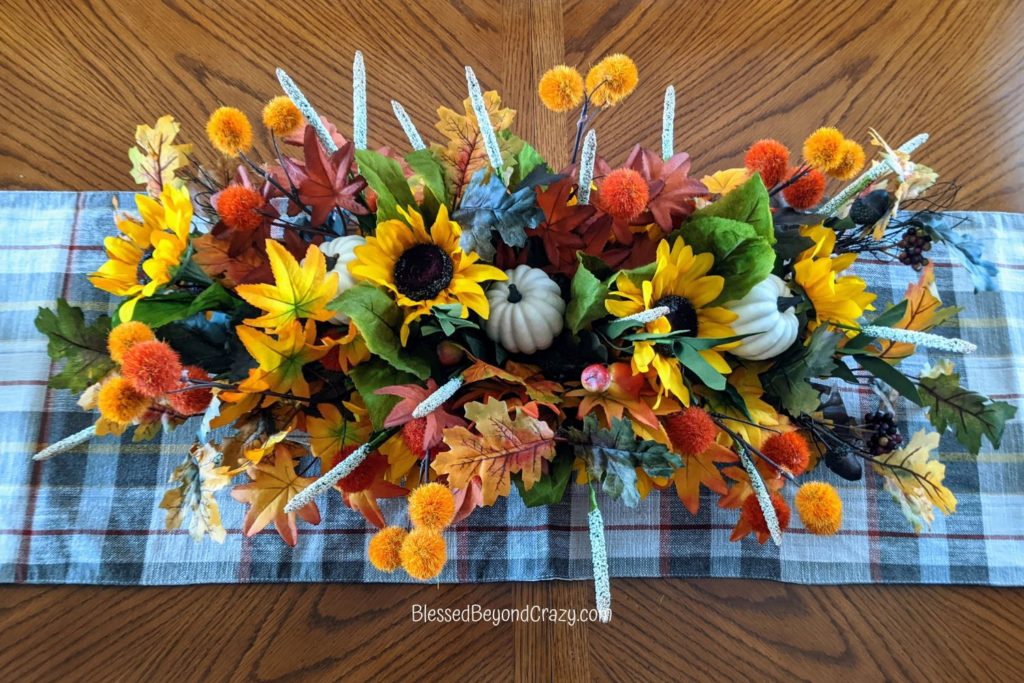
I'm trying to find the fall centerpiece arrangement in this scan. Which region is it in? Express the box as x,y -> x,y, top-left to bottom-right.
34,52 -> 1015,620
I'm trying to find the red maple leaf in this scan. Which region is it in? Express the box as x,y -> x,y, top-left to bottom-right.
292,127 -> 368,226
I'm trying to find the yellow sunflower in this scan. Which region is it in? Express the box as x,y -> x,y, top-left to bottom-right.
793,224 -> 876,329
605,237 -> 737,405
349,205 -> 507,344
89,184 -> 192,321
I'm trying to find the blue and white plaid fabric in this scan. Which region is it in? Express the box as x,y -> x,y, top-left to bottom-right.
0,191 -> 1021,585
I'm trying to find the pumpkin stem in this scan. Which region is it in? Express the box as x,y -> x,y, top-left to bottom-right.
776,295 -> 801,313
506,283 -> 523,304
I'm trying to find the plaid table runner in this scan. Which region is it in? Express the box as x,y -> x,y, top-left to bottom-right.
0,191 -> 1021,586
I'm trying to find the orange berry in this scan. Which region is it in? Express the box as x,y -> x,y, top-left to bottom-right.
743,139 -> 790,188
206,106 -> 252,156
538,65 -> 585,112
599,168 -> 649,221
782,168 -> 826,210
740,492 -> 791,537
400,528 -> 447,580
107,321 -> 155,364
408,482 -> 456,531
167,366 -> 213,416
97,376 -> 150,424
368,526 -> 407,572
120,340 -> 183,397
662,407 -> 717,456
216,185 -> 266,232
803,127 -> 845,171
761,431 -> 811,475
795,482 -> 843,535
262,96 -> 303,136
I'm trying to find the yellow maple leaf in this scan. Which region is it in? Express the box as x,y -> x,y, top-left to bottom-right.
236,240 -> 339,333
431,91 -> 517,202
701,168 -> 749,195
230,449 -> 320,546
305,402 -> 370,471
872,429 -> 956,532
128,115 -> 192,196
433,398 -> 556,505
876,264 -> 959,361
236,320 -> 329,401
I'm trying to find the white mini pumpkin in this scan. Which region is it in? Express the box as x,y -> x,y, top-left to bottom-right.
723,274 -> 799,360
319,235 -> 367,323
485,265 -> 565,354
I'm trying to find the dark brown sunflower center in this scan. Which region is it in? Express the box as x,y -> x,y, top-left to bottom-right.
654,295 -> 698,335
393,243 -> 454,301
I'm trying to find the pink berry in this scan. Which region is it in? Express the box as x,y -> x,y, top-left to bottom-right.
437,341 -> 465,366
581,364 -> 611,392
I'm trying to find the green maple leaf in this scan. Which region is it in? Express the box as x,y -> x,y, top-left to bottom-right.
918,368 -> 1017,454
35,299 -> 116,392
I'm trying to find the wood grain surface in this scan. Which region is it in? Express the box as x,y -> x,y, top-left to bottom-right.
1,0 -> 1023,681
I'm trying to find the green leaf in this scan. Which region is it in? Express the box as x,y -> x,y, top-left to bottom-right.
515,450 -> 573,507
355,149 -> 417,222
919,369 -> 1017,454
845,301 -> 910,351
35,299 -> 116,392
856,355 -> 921,405
566,417 -> 681,507
405,148 -> 448,219
348,360 -> 417,430
329,283 -> 430,379
673,215 -> 775,304
762,326 -> 841,414
566,257 -> 609,334
675,343 -> 727,390
126,283 -> 240,328
512,140 -> 546,187
689,172 -> 775,244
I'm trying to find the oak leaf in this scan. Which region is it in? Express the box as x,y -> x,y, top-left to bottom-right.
872,429 -> 956,532
431,91 -> 516,204
433,398 -> 556,505
160,443 -> 231,543
128,115 -> 192,196
231,450 -> 321,546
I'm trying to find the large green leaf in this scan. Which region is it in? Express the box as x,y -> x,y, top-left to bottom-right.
673,215 -> 775,304
329,283 -> 430,379
127,282 -> 239,328
514,449 -> 573,507
405,148 -> 448,220
919,368 -> 1017,454
566,256 -> 609,334
355,149 -> 417,222
35,299 -> 116,392
689,172 -> 775,244
348,360 -> 418,430
856,354 -> 921,405
762,326 -> 841,415
567,417 -> 681,507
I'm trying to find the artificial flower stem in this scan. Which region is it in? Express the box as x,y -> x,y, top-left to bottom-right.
33,425 -> 96,461
661,85 -> 675,160
713,418 -> 796,483
238,151 -> 313,218
818,133 -> 929,215
391,100 -> 426,150
276,68 -> 339,155
570,96 -> 591,164
769,164 -> 811,198
182,380 -> 312,404
577,130 -> 598,205
353,51 -> 368,150
587,484 -> 613,623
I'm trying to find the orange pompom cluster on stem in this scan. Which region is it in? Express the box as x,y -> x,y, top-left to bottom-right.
216,185 -> 266,232
782,167 -> 826,210
120,340 -> 183,398
400,528 -> 447,580
761,431 -> 811,475
744,139 -> 790,188
408,482 -> 456,531
107,321 -> 155,364
599,168 -> 649,221
97,376 -> 150,425
167,366 -> 214,416
368,526 -> 408,572
663,407 -> 717,456
795,482 -> 843,535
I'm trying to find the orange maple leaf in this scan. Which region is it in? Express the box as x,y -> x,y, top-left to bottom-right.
230,450 -> 321,546
876,264 -> 959,361
433,398 -> 556,505
671,441 -> 738,515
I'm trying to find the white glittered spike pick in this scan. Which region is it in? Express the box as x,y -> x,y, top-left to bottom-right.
276,68 -> 339,155
819,133 -> 928,215
353,51 -> 367,150
391,100 -> 425,150
578,130 -> 597,205
737,446 -> 782,546
588,491 -> 612,622
464,66 -> 503,171
661,85 -> 676,160
283,443 -> 372,513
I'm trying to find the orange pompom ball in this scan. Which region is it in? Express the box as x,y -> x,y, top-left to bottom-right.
262,96 -> 304,136
743,139 -> 790,188
401,417 -> 428,458
585,54 -> 639,107
662,407 -> 717,456
782,168 -> 826,210
803,127 -> 845,171
408,482 -> 456,531
538,65 -> 585,112
829,139 -> 865,181
216,185 -> 266,232
368,526 -> 408,572
795,482 -> 843,535
120,340 -> 183,398
333,447 -> 386,493
97,376 -> 150,424
599,168 -> 649,221
761,431 -> 811,475
167,366 -> 213,416
400,528 -> 447,580
107,321 -> 155,364
206,106 -> 253,156
741,492 -> 791,537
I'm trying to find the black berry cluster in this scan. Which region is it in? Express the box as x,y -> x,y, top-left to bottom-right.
897,226 -> 933,271
863,410 -> 904,455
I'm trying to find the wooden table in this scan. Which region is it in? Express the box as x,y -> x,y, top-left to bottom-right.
1,1 -> 1022,680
